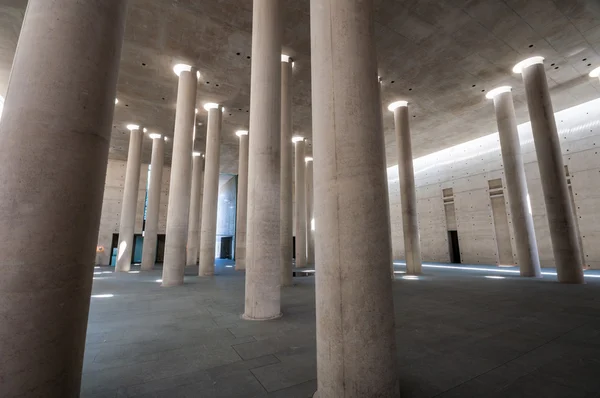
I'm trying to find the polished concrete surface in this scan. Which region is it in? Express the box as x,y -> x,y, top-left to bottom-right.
84,261 -> 600,397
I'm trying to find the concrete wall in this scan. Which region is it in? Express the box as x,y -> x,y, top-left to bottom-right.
96,160 -> 171,265
388,98 -> 600,269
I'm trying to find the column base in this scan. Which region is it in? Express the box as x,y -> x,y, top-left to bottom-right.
241,312 -> 283,321
520,272 -> 542,278
313,384 -> 401,397
161,280 -> 184,287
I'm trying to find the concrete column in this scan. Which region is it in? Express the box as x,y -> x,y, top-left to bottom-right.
305,156 -> 315,265
141,134 -> 166,271
514,57 -> 584,284
388,101 -> 422,275
244,0 -> 282,321
378,79 -> 395,279
0,0 -> 126,395
487,87 -> 542,278
310,0 -> 399,396
161,65 -> 198,287
280,55 -> 294,286
186,152 -> 204,265
116,125 -> 144,272
199,104 -> 223,276
235,130 -> 249,270
294,137 -> 307,268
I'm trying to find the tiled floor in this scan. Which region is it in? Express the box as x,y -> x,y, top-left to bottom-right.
83,261 -> 600,397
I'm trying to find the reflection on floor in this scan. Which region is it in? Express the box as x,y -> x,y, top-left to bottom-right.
84,260 -> 600,397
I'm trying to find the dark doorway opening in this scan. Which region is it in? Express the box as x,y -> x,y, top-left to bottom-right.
448,230 -> 461,264
109,233 -> 119,266
132,234 -> 144,264
220,236 -> 233,259
155,234 -> 166,263
292,236 -> 296,259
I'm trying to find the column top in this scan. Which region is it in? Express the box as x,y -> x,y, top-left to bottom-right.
126,124 -> 140,131
281,54 -> 291,63
305,156 -> 313,162
193,151 -> 203,157
149,133 -> 162,139
589,66 -> 600,78
387,101 -> 408,111
292,136 -> 305,143
173,64 -> 200,79
236,130 -> 249,137
115,98 -> 119,105
485,86 -> 512,100
203,102 -> 221,111
512,56 -> 544,74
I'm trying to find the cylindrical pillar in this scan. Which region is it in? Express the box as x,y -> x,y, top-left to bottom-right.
294,137 -> 307,268
141,134 -> 166,271
244,0 -> 282,321
487,87 -> 542,278
389,102 -> 422,275
514,57 -> 584,284
0,0 -> 126,395
310,0 -> 399,396
199,104 -> 223,276
186,152 -> 204,265
280,55 -> 294,286
116,125 -> 144,272
305,156 -> 315,265
235,130 -> 249,270
161,65 -> 198,287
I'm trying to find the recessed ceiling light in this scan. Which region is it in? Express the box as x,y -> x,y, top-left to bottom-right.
589,66 -> 600,78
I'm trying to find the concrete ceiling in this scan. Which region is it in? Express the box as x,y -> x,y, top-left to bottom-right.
1,0 -> 600,174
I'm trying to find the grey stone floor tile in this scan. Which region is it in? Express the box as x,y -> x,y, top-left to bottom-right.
81,263 -> 600,397
251,351 -> 316,392
206,355 -> 281,379
268,379 -> 317,398
232,332 -> 315,360
488,371 -> 593,398
118,370 -> 211,397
